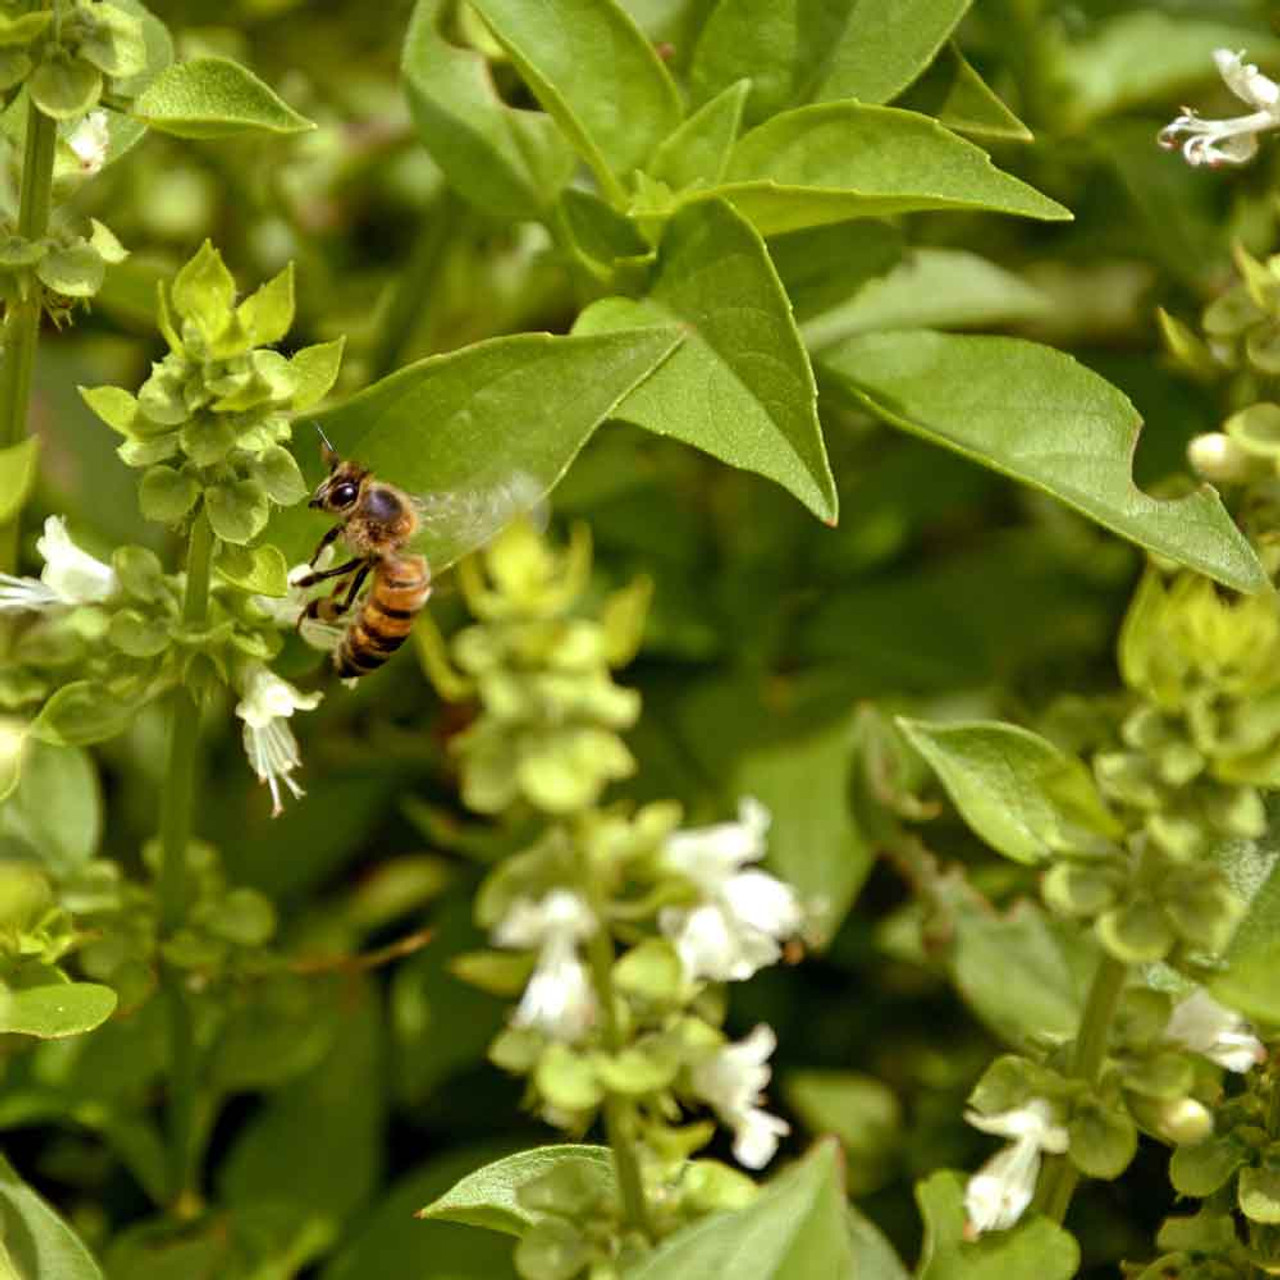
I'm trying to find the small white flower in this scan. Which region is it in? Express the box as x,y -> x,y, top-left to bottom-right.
0,516 -> 117,613
690,1024 -> 790,1170
1165,988 -> 1265,1073
493,889 -> 598,1042
68,110 -> 110,176
234,662 -> 322,816
1159,49 -> 1280,168
963,1099 -> 1068,1236
658,798 -> 802,983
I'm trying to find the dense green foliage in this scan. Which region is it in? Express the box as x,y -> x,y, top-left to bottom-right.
2,0 -> 1280,1276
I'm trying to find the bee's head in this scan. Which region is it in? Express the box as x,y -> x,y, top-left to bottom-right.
310,457 -> 367,513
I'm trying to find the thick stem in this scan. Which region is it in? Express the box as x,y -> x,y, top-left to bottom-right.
158,508 -> 214,1210
0,97 -> 58,573
584,925 -> 652,1241
1036,954 -> 1128,1223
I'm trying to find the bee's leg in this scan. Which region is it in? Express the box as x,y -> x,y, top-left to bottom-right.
306,524 -> 343,568
334,562 -> 373,615
294,557 -> 363,589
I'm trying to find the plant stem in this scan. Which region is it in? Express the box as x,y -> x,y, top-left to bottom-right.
367,190 -> 460,381
585,925 -> 653,1241
1036,954 -> 1128,1223
0,96 -> 58,573
158,507 -> 214,1211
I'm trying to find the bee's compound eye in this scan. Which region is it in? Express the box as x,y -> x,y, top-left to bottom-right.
332,482 -> 359,507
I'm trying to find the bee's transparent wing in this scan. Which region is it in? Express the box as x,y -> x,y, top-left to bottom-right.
407,470 -> 546,572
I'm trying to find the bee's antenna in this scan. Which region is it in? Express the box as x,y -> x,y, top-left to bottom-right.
313,422 -> 339,468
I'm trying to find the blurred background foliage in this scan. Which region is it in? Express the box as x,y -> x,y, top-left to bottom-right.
7,0 -> 1280,1274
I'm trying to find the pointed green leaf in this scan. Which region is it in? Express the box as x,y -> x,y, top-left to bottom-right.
898,718 -> 1120,863
801,248 -> 1049,349
138,464 -> 199,524
649,79 -> 749,191
576,199 -> 836,521
238,261 -> 294,345
468,0 -> 682,190
31,680 -> 149,746
275,327 -> 682,568
419,1145 -> 614,1235
820,331 -> 1268,592
1210,834 -> 1280,1023
213,542 -> 289,598
0,737 -> 102,873
289,337 -> 345,411
702,103 -> 1069,235
402,0 -> 575,218
132,55 -> 314,138
847,1205 -> 910,1279
898,44 -> 1033,142
0,435 -> 39,522
0,1155 -> 104,1277
37,241 -> 106,297
811,0 -> 972,105
916,1171 -> 1079,1279
0,982 -> 117,1038
627,1142 -> 853,1279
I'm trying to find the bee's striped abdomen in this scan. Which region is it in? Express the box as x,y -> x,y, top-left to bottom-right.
335,553 -> 430,679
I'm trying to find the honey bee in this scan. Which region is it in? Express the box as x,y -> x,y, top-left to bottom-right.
298,429 -> 540,679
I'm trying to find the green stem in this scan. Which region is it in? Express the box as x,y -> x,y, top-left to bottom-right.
0,95 -> 58,573
158,508 -> 214,1210
584,925 -> 652,1241
1036,954 -> 1128,1223
368,190 -> 461,381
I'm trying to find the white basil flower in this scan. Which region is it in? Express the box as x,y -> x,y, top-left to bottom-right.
234,662 -> 323,816
1165,988 -> 1265,1074
1160,49 -> 1280,167
659,797 -> 802,983
252,560 -> 343,652
68,110 -> 110,175
963,1099 -> 1069,1235
493,889 -> 598,1042
0,516 -> 117,612
690,1024 -> 790,1170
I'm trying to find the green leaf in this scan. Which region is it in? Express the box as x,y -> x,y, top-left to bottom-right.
627,1141 -> 853,1279
0,1154 -> 104,1277
419,1145 -> 614,1236
768,220 -> 902,325
401,0 -> 575,218
253,444 -> 308,505
555,188 -> 651,279
0,738 -> 101,873
1051,13 -> 1280,130
810,0 -> 972,105
700,104 -> 1069,235
78,385 -> 140,437
649,79 -> 749,191
138,464 -> 199,524
206,479 -> 269,545
79,1 -> 148,78
36,241 -> 106,298
899,718 -> 1119,863
576,199 -> 836,521
213,542 -> 289,598
0,435 -> 39,523
468,0 -> 682,191
290,338 -> 345,411
915,1171 -> 1079,1279
898,44 -> 1033,143
1210,833 -> 1280,1023
278,327 -> 681,568
0,982 -> 117,1038
734,715 -> 871,944
132,55 -> 315,138
237,261 -> 294,345
31,681 -> 148,746
29,56 -> 102,119
801,249 -> 1049,349
846,1206 -> 910,1280
820,331 -> 1268,593
219,986 -> 384,1270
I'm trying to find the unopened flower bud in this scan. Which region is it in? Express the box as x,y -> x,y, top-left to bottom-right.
1187,432 -> 1255,483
